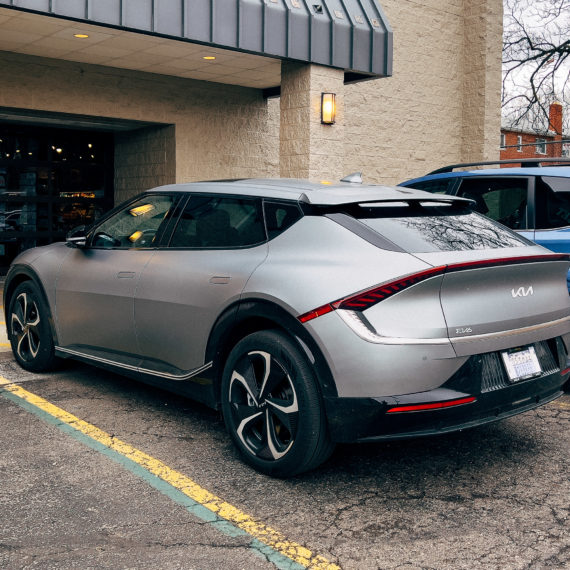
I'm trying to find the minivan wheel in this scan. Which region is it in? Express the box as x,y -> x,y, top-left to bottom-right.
221,330 -> 334,477
8,281 -> 58,372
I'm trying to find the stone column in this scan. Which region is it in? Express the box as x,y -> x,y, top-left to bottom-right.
462,0 -> 503,163
280,61 -> 345,181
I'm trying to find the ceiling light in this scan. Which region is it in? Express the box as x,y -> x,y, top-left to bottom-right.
74,33 -> 89,39
203,56 -> 216,60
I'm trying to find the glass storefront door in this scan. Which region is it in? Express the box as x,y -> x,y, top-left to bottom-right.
0,124 -> 114,272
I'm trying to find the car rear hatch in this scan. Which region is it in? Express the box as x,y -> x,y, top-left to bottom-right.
412,251 -> 570,356
317,197 -> 570,358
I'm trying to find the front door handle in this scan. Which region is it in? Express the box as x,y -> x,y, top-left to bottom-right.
117,271 -> 136,279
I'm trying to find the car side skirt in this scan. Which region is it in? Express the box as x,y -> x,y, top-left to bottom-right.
55,347 -> 216,407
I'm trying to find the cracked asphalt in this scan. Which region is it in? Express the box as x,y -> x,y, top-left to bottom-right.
0,353 -> 569,569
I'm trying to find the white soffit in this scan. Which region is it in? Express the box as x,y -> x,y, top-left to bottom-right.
0,7 -> 282,89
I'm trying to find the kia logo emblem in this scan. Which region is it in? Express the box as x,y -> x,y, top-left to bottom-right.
511,286 -> 533,298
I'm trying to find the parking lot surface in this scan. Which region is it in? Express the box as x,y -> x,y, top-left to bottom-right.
1,349 -> 569,570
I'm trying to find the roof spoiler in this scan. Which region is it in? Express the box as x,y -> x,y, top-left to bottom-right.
429,157 -> 570,174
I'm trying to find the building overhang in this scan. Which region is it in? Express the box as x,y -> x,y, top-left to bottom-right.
0,0 -> 392,90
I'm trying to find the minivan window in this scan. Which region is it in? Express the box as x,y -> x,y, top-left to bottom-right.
455,177 -> 528,229
407,179 -> 455,194
535,177 -> 570,229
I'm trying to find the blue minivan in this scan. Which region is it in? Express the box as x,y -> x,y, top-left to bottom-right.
400,159 -> 570,290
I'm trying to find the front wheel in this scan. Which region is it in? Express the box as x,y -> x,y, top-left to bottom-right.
221,330 -> 334,477
8,281 -> 58,372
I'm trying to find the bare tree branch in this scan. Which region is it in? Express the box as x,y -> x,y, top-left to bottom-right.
503,0 -> 570,133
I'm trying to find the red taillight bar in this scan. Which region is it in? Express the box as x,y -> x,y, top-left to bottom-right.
561,367 -> 570,376
333,265 -> 447,311
297,253 -> 570,323
386,396 -> 476,413
298,304 -> 334,323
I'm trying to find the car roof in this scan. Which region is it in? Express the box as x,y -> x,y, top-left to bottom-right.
401,166 -> 570,187
149,178 -> 472,206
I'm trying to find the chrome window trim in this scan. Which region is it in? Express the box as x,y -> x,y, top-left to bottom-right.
55,346 -> 213,381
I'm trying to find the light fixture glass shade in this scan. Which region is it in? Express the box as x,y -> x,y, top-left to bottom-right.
321,93 -> 336,124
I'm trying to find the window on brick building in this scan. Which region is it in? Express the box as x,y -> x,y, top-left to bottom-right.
517,136 -> 522,152
500,134 -> 506,149
536,138 -> 547,154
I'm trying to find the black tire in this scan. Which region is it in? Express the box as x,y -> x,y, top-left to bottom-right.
8,281 -> 58,372
221,330 -> 334,477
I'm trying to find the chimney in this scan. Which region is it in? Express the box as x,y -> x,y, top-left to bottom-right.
549,102 -> 563,135
548,102 -> 563,158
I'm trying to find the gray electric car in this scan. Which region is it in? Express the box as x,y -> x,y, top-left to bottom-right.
5,178 -> 570,476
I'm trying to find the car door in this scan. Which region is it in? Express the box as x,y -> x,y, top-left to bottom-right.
531,176 -> 570,252
134,193 -> 268,377
454,176 -> 532,236
55,193 -> 180,366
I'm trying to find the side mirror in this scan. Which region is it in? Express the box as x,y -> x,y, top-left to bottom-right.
66,225 -> 87,248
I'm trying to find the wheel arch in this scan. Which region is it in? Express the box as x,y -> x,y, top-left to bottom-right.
4,266 -> 59,345
205,298 -> 337,406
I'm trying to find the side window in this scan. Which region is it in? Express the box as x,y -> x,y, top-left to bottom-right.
90,194 -> 177,248
264,201 -> 302,239
169,195 -> 265,248
535,177 -> 570,229
455,177 -> 528,229
405,179 -> 455,194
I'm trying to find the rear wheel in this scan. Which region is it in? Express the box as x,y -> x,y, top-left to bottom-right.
221,330 -> 334,477
8,281 -> 58,372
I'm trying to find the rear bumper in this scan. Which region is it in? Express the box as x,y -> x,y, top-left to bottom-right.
324,351 -> 568,443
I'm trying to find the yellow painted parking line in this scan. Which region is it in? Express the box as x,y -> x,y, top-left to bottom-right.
0,343 -> 10,347
0,376 -> 339,570
553,401 -> 570,410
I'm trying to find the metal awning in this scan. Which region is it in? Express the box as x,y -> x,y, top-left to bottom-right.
0,0 -> 392,85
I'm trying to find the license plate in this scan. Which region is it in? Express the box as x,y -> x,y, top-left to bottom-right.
501,346 -> 542,382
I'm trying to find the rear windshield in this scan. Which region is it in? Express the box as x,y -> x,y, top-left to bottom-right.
348,203 -> 532,253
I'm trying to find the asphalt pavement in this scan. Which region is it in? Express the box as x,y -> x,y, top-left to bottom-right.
0,277 -> 569,569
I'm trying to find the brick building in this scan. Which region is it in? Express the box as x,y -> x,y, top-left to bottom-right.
0,0 -> 503,269
500,102 -> 569,162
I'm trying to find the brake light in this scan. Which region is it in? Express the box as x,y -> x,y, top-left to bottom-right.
333,265 -> 446,311
386,396 -> 476,413
297,253 -> 570,323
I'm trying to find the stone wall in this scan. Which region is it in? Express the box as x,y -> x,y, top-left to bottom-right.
341,0 -> 503,185
0,51 -> 280,197
279,62 -> 345,180
114,125 -> 176,203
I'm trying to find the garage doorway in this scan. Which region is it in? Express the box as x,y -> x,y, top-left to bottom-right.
0,123 -> 114,272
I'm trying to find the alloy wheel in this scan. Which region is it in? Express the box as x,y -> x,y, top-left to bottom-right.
11,291 -> 41,362
228,350 -> 299,461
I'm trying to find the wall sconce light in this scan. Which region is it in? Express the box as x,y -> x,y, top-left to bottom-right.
321,93 -> 336,124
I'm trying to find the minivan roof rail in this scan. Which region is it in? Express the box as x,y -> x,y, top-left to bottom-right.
429,157 -> 570,174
